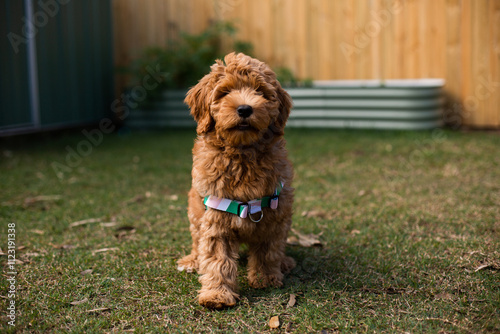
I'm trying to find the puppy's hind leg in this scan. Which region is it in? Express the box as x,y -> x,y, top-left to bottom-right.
281,255 -> 296,274
247,218 -> 295,288
247,238 -> 287,289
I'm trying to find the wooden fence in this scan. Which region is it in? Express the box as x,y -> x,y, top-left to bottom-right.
112,0 -> 500,128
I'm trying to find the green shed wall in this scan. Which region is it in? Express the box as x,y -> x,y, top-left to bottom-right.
0,0 -> 114,135
0,0 -> 32,130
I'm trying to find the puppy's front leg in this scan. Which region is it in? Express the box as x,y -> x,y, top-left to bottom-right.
197,217 -> 239,309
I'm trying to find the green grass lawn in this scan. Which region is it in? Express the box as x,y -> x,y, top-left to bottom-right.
1,128 -> 499,333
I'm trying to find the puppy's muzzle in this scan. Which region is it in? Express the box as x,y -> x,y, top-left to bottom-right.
237,105 -> 253,119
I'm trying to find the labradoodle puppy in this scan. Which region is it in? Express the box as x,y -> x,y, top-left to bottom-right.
177,52 -> 295,309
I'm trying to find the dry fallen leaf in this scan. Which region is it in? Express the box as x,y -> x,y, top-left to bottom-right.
115,225 -> 137,240
301,209 -> 338,220
29,229 -> 45,235
301,210 -> 327,219
92,247 -> 119,255
124,194 -> 146,205
269,315 -> 280,329
474,264 -> 489,272
50,243 -> 75,250
100,222 -> 118,228
116,225 -> 136,232
434,292 -> 453,300
24,195 -> 62,207
124,192 -> 153,205
85,307 -> 110,313
24,252 -> 40,257
70,297 -> 88,306
474,264 -> 499,272
69,218 -> 102,228
80,269 -> 93,275
287,294 -> 296,308
287,228 -> 322,247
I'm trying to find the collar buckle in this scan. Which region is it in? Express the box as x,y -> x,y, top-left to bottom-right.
270,194 -> 279,210
237,202 -> 249,218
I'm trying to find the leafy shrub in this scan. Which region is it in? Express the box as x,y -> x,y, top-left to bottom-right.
121,21 -> 311,106
275,67 -> 313,88
122,21 -> 253,102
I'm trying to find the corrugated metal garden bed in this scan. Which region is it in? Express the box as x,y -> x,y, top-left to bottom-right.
287,79 -> 445,130
126,79 -> 445,130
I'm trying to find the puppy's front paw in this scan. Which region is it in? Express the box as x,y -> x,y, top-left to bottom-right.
248,272 -> 284,289
177,254 -> 198,273
199,288 -> 238,309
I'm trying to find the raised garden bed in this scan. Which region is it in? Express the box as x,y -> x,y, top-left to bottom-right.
125,79 -> 445,130
125,91 -> 194,129
286,79 -> 445,130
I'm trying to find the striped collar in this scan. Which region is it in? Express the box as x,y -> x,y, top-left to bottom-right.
203,181 -> 284,222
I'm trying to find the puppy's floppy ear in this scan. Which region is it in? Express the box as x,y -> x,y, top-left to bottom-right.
185,74 -> 215,135
273,85 -> 293,135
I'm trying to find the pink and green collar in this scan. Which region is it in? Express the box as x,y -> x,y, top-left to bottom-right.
203,181 -> 284,222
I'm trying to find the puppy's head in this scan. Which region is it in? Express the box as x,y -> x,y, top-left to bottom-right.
185,52 -> 292,147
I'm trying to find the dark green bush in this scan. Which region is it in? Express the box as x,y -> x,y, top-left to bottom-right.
121,22 -> 253,102
121,21 -> 310,105
274,67 -> 313,88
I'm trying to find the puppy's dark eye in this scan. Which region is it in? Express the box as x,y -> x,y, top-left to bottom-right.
256,90 -> 268,99
215,90 -> 230,100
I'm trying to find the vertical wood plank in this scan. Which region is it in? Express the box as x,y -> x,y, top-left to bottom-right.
332,0 -> 344,79
430,0 -> 446,79
370,0 -> 382,80
308,0 -> 320,79
419,0 -> 430,78
461,0 -> 473,126
356,0 -> 368,79
317,0 -> 331,80
392,0 -> 406,79
489,0 -> 500,127
407,0 -> 419,77
344,0 -> 356,79
294,0 -> 308,79
445,0 -> 462,127
379,0 -> 390,81
283,0 -> 296,72
381,0 -> 403,80
469,0 -> 488,126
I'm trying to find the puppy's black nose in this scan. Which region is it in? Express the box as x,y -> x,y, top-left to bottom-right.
237,105 -> 253,118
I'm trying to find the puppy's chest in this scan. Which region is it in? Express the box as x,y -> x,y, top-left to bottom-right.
195,152 -> 277,201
